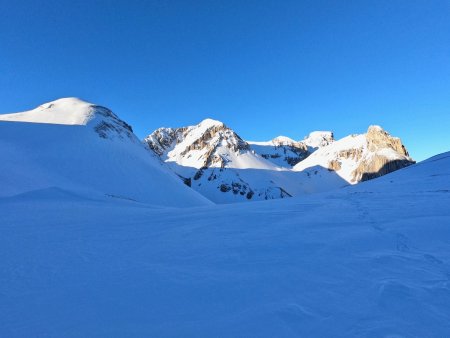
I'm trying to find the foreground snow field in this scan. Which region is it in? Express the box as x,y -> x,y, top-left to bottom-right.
1,152 -> 449,337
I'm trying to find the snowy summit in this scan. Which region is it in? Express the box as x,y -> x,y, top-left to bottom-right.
0,97 -> 96,125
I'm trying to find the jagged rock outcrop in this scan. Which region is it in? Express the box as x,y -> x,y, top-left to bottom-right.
366,125 -> 410,156
351,125 -> 414,182
294,125 -> 415,184
145,119 -> 251,169
91,105 -> 134,140
145,127 -> 185,156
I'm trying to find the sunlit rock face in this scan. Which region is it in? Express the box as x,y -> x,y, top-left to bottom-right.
145,119 -> 415,203
144,119 -> 293,203
294,125 -> 414,184
352,125 -> 414,182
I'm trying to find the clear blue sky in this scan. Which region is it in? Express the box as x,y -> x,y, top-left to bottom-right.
1,0 -> 449,160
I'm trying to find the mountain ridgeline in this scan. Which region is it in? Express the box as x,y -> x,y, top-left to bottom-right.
145,118 -> 415,203
0,98 -> 415,205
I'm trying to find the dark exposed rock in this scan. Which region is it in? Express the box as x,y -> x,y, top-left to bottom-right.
193,167 -> 206,180
93,106 -> 134,140
177,175 -> 192,187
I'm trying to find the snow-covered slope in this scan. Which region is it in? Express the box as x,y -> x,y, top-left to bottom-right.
145,119 -> 296,203
1,151 -> 449,337
0,98 -> 210,207
294,125 -> 414,184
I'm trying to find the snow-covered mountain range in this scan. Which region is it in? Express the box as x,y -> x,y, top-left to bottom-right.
0,97 -> 414,205
145,118 -> 414,203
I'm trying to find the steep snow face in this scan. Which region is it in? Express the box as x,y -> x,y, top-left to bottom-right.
1,151 -> 449,337
0,99 -> 211,207
294,126 -> 414,183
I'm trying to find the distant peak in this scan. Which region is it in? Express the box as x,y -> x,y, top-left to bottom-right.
306,131 -> 333,139
197,118 -> 224,128
272,136 -> 296,145
367,125 -> 385,133
303,131 -> 334,148
39,97 -> 93,108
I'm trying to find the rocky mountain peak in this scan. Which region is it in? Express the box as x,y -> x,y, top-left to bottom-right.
293,125 -> 414,185
366,125 -> 410,156
145,119 -> 251,169
197,118 -> 225,129
178,121 -> 250,167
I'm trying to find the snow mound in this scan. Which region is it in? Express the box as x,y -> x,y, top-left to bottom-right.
0,97 -> 98,125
